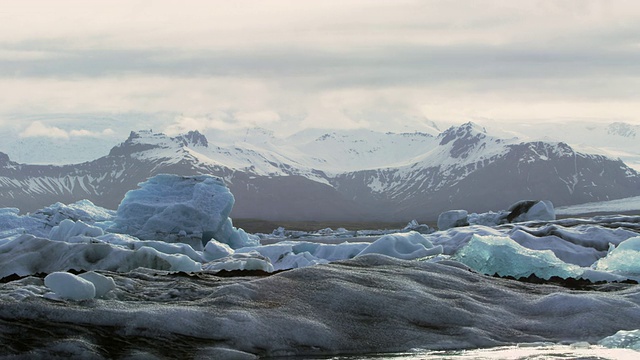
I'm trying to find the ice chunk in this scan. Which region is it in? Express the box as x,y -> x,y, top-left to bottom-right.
452,234 -> 582,279
44,272 -> 96,300
356,231 -> 443,259
108,174 -> 258,249
507,200 -> 555,223
598,329 -> 640,350
78,271 -> 116,298
49,219 -> 104,241
203,240 -> 235,262
594,236 -> 640,278
437,210 -> 468,230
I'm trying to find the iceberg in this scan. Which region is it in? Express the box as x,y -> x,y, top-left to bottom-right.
594,236 -> 640,279
108,174 -> 258,249
452,234 -> 583,279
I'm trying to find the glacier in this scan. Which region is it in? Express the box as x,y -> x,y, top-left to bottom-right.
1,173 -> 640,358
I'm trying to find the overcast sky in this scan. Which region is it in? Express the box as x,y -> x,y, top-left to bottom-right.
1,0 -> 639,139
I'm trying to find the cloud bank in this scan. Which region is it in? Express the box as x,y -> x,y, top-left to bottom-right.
0,0 -> 638,137
19,121 -> 114,139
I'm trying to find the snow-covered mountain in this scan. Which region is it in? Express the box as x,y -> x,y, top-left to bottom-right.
479,120 -> 640,171
1,122 -> 639,221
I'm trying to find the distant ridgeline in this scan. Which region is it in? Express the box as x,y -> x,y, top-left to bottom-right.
1,123 -> 640,221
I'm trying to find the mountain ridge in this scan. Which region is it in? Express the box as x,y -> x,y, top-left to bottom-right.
1,122 -> 639,221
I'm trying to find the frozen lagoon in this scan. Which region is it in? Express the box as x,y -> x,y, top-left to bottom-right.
2,254 -> 640,359
1,175 -> 640,358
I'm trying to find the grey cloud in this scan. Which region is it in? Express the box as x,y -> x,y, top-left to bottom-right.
2,43 -> 639,82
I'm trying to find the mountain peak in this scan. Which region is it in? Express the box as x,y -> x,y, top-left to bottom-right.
607,122 -> 637,138
438,122 -> 490,159
0,151 -> 11,166
173,130 -> 209,147
438,122 -> 486,144
109,130 -> 167,157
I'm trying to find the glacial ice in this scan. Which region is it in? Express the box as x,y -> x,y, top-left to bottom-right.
3,172 -> 640,358
108,174 -> 258,249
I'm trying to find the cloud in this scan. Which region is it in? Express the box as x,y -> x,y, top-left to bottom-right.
234,110 -> 281,125
69,128 -> 115,137
19,121 -> 69,139
19,121 -> 116,139
2,0 -> 640,137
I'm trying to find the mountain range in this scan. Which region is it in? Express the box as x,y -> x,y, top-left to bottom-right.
1,122 -> 639,221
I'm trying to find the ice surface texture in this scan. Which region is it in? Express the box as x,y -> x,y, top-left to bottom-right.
2,255 -> 639,358
108,174 -> 258,249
